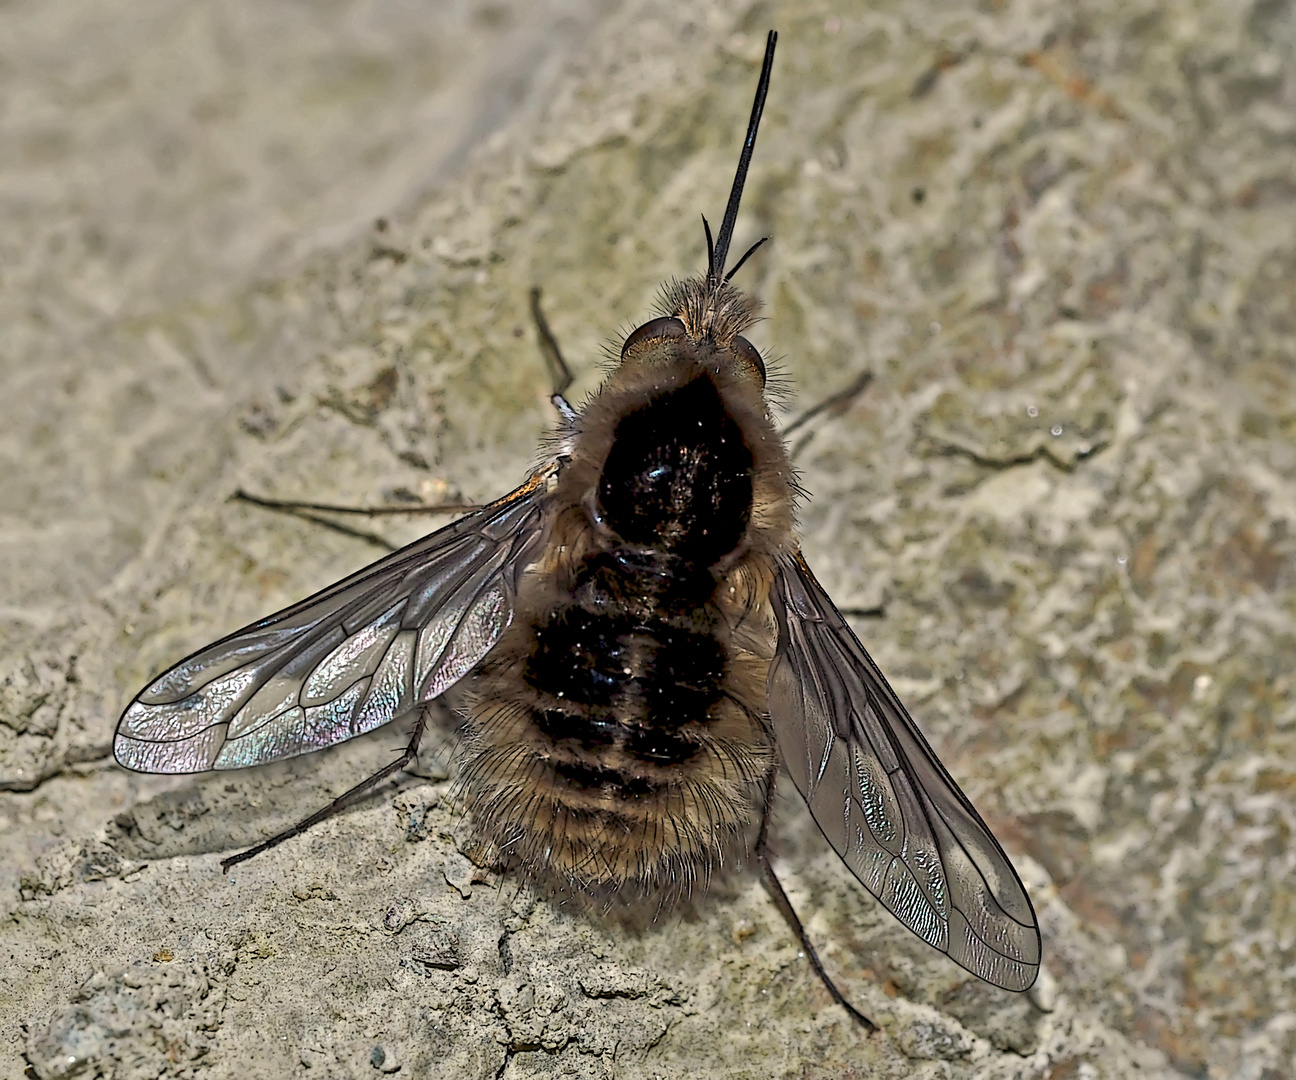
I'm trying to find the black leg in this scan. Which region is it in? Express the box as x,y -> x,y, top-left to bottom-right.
232,489 -> 481,549
231,491 -> 478,552
756,765 -> 878,1033
782,368 -> 874,458
220,711 -> 428,872
529,286 -> 576,421
233,490 -> 480,517
233,491 -> 443,551
234,287 -> 578,535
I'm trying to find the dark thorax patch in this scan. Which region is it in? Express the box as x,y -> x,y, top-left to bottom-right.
597,375 -> 754,568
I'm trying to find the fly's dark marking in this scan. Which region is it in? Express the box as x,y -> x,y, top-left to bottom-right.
115,29 -> 1041,1029
598,376 -> 754,563
533,708 -> 617,748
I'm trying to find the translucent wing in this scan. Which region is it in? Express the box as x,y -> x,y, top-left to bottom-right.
767,552 -> 1041,992
114,470 -> 552,775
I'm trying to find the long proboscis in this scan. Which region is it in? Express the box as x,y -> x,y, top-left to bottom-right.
707,30 -> 777,287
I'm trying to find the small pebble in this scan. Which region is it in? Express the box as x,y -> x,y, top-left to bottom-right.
370,1043 -> 401,1072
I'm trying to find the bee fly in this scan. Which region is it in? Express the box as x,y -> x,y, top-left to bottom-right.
115,31 -> 1041,1025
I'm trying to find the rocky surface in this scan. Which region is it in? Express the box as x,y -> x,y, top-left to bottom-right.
3,0 -> 1293,1077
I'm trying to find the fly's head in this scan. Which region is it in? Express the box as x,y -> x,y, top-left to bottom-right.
617,276 -> 766,397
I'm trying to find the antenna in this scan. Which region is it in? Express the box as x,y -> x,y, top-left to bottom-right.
708,30 -> 777,287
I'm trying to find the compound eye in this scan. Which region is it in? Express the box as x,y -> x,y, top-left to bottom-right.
731,335 -> 766,386
620,317 -> 687,359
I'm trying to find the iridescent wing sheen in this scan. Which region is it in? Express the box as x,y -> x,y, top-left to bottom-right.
114,471 -> 552,775
767,552 -> 1041,992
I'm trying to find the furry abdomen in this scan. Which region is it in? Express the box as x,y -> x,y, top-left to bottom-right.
461,551 -> 774,895
459,370 -> 790,897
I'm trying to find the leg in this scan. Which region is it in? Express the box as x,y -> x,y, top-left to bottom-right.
233,490 -> 479,517
756,764 -> 878,1032
234,287 -> 578,533
836,603 -> 886,619
528,286 -> 576,421
221,711 -> 428,872
782,369 -> 874,438
232,491 -> 478,552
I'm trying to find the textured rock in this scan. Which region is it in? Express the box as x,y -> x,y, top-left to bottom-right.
3,0 -> 1294,1077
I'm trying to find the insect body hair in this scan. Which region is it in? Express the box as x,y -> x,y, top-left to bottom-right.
457,297 -> 796,903
657,277 -> 761,346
